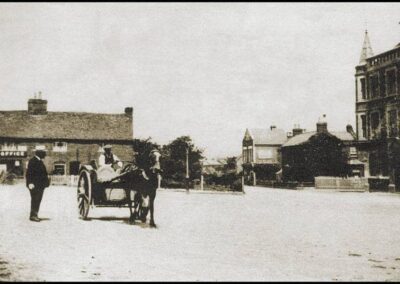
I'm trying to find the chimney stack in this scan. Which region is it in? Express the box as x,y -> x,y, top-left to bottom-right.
28,92 -> 48,115
124,107 -> 133,117
317,114 -> 328,133
292,124 -> 304,136
270,125 -> 276,131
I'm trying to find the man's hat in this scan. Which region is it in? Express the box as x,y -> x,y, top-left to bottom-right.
103,144 -> 112,149
34,145 -> 47,152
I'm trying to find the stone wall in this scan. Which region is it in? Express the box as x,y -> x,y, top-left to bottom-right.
315,176 -> 368,191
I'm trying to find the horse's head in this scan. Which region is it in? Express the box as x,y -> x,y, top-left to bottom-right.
149,149 -> 162,174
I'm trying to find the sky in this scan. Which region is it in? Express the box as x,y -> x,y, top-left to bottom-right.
1,3 -> 400,158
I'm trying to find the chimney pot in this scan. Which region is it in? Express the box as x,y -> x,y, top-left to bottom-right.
124,107 -> 133,117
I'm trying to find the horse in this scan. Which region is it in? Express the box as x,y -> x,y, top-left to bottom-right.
120,149 -> 162,228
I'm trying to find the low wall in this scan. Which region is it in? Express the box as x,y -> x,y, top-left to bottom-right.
315,176 -> 368,191
50,175 -> 79,187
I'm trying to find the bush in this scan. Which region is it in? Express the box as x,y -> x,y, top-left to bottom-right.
232,179 -> 243,192
204,172 -> 243,192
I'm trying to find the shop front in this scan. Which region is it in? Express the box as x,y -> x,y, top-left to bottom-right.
0,148 -> 28,177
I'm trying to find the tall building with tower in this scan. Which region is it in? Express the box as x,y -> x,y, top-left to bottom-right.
355,30 -> 400,190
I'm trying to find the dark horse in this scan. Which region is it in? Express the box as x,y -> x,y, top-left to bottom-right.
120,149 -> 161,228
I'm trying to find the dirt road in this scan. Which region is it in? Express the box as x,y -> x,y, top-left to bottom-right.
0,185 -> 400,281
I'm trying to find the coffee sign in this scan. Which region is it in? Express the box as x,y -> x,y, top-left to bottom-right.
0,151 -> 27,158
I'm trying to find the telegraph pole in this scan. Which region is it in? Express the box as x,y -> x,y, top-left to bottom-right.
185,146 -> 189,192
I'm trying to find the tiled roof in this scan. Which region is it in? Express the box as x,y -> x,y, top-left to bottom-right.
203,159 -> 223,166
282,131 -> 354,147
0,111 -> 133,141
330,131 -> 355,142
247,128 -> 288,145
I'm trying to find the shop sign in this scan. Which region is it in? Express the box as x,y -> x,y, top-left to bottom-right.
0,151 -> 27,158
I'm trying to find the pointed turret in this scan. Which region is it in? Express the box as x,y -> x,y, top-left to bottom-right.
359,30 -> 374,65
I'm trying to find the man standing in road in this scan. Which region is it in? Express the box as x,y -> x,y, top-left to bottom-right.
26,145 -> 50,222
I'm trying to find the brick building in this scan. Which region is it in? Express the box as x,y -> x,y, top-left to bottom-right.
354,31 -> 400,189
0,96 -> 134,178
242,126 -> 288,183
281,118 -> 358,182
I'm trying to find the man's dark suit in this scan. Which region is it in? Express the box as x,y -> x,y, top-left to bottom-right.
26,156 -> 50,218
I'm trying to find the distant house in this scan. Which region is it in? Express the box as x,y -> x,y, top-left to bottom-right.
281,117 -> 359,182
242,126 -> 288,182
0,95 -> 135,178
202,158 -> 224,176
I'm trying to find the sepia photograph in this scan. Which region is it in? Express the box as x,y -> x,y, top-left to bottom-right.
0,2 -> 400,281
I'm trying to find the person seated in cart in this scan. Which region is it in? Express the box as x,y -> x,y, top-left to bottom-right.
97,144 -> 123,183
99,144 -> 123,168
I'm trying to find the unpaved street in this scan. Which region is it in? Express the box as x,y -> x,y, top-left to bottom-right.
1,185 -> 400,281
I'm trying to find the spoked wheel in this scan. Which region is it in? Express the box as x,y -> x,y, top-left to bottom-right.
77,170 -> 91,220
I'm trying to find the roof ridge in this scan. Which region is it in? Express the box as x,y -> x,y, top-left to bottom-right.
0,110 -> 133,140
0,110 -> 127,115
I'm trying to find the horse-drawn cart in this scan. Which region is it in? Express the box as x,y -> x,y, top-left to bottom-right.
77,161 -> 149,222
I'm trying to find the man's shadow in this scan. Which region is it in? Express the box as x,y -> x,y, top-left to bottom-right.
39,218 -> 51,221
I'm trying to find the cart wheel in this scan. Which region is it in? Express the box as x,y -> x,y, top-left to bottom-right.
77,170 -> 91,220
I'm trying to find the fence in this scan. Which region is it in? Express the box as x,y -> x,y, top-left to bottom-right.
314,176 -> 368,191
50,175 -> 79,187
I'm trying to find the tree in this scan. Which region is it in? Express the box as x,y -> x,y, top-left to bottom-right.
224,156 -> 237,174
161,136 -> 204,182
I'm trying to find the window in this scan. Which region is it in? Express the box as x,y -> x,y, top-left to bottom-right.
389,110 -> 397,138
387,69 -> 396,95
361,115 -> 367,138
0,164 -> 6,173
370,112 -> 380,138
349,147 -> 357,158
53,142 -> 67,152
243,146 -> 253,163
244,146 -> 253,164
370,75 -> 379,98
53,163 -> 66,175
360,78 -> 366,99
